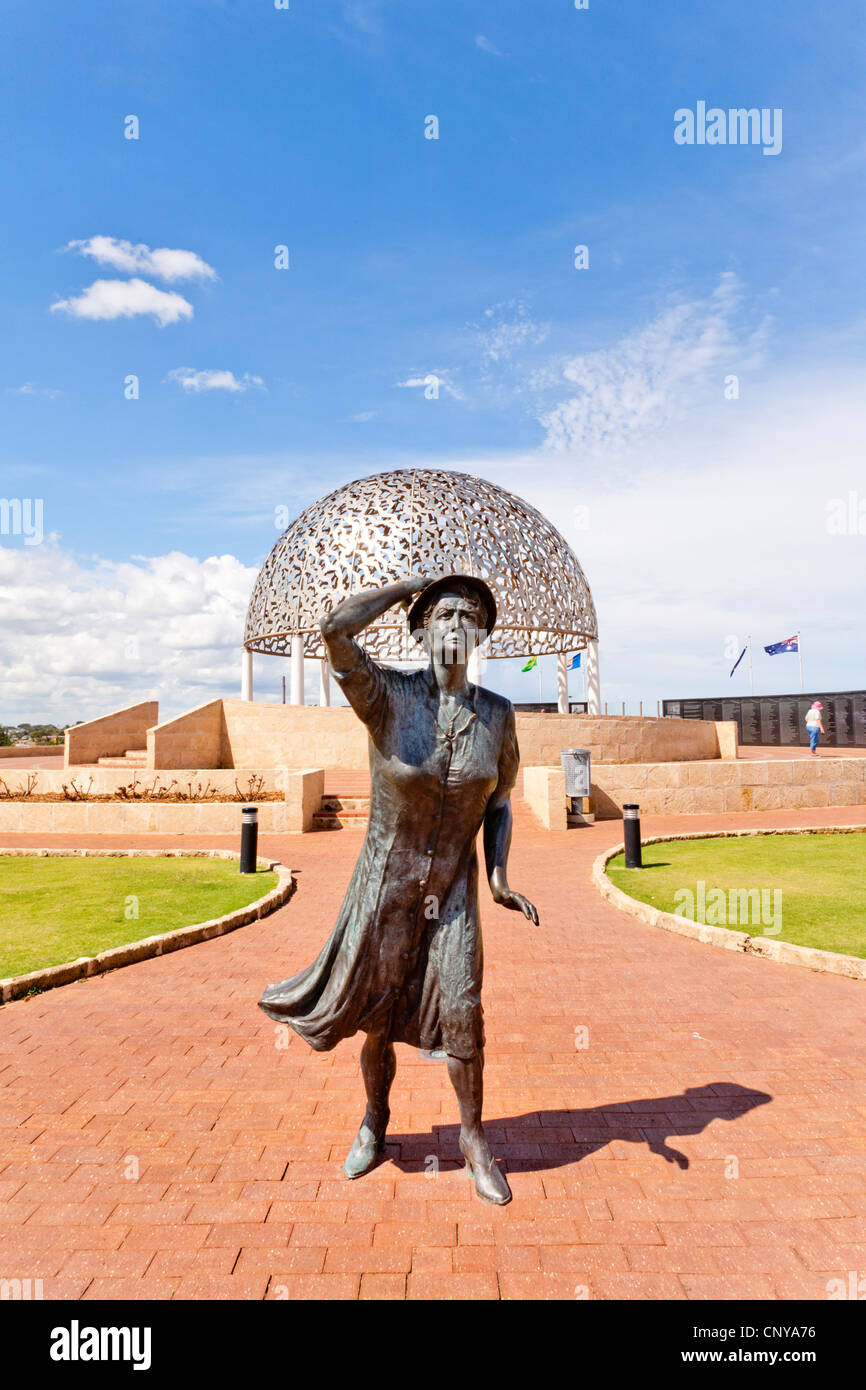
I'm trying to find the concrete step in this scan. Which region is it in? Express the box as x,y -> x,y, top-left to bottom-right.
97,751 -> 148,768
320,796 -> 370,813
312,812 -> 368,831
313,793 -> 370,830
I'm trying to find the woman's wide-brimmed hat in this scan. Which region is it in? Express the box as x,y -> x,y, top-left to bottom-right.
407,573 -> 497,637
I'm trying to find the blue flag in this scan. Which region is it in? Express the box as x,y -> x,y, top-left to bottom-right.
729,645 -> 747,678
764,635 -> 799,655
568,653 -> 581,670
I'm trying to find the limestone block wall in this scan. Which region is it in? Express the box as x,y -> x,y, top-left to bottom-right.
219,701 -> 369,770
219,706 -> 728,773
68,699 -> 734,774
0,767 -> 283,798
284,769 -> 326,832
523,766 -> 567,830
65,701 -> 159,767
0,800 -> 294,834
514,714 -> 733,767
0,767 -> 319,834
148,701 -> 224,769
591,756 -> 866,819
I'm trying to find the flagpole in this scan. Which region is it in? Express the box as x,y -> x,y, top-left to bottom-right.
798,631 -> 803,692
747,636 -> 754,696
538,657 -> 543,705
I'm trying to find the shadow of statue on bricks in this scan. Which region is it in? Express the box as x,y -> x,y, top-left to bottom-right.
385,1082 -> 772,1175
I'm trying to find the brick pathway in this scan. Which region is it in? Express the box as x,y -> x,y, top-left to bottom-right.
1,804 -> 865,1301
0,754 -> 66,770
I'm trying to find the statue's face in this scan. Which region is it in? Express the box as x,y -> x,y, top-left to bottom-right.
425,591 -> 486,665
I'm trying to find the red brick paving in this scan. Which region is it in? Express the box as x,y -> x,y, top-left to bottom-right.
1,804 -> 865,1300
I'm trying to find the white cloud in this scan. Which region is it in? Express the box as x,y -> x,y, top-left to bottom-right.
539,273 -> 770,452
341,1 -> 387,34
51,278 -> 194,327
472,300 -> 549,366
0,546 -> 256,723
65,236 -> 217,283
6,383 -> 61,399
396,371 -> 465,401
351,410 -> 377,422
507,368 -> 865,704
166,368 -> 265,394
475,35 -> 504,56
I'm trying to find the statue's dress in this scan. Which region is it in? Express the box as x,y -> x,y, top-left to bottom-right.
258,642 -> 519,1060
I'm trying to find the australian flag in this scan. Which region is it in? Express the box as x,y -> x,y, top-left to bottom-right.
764,635 -> 799,655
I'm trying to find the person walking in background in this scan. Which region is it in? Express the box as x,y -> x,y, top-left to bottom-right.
805,701 -> 824,754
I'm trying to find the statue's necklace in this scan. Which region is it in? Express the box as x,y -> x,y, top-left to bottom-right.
437,694 -> 477,745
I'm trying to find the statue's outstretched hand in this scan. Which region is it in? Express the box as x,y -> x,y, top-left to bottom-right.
495,889 -> 539,924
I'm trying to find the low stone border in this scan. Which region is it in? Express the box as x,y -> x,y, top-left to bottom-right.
0,745 -> 63,759
0,848 -> 294,1004
592,825 -> 866,981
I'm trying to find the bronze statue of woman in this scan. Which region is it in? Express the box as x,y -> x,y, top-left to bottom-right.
259,573 -> 538,1205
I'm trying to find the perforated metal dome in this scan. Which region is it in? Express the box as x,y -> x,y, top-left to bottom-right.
244,468 -> 598,660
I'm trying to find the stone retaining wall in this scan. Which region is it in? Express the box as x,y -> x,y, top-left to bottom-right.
0,767 -> 285,798
591,756 -> 866,818
524,766 -> 567,830
517,713 -> 733,767
66,696 -> 736,773
65,702 -> 158,767
148,700 -> 224,770
0,769 -> 324,835
0,801 -> 292,834
219,701 -> 368,770
0,746 -> 63,760
147,700 -> 733,772
5,758 -> 863,833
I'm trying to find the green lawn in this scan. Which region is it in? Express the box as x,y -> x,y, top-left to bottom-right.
0,856 -> 277,978
607,831 -> 866,959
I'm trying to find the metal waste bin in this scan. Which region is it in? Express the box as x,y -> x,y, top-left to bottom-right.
561,748 -> 591,799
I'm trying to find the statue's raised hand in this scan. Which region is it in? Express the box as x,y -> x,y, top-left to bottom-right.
397,574 -> 442,606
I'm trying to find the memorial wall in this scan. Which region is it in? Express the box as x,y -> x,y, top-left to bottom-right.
662,690 -> 866,748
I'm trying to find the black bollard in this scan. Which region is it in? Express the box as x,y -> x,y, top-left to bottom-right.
240,805 -> 259,874
623,802 -> 642,868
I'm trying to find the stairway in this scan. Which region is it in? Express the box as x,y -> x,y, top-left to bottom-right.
96,748 -> 148,769
313,794 -> 370,830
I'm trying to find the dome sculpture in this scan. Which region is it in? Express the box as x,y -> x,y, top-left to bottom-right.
244,468 -> 598,662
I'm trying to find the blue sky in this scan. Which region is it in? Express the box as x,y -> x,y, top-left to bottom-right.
2,0 -> 864,721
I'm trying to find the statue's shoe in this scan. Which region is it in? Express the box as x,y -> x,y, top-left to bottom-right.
459,1135 -> 512,1206
344,1115 -> 388,1180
